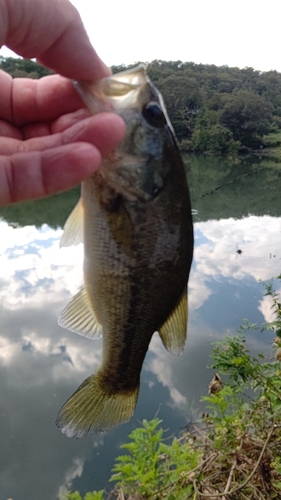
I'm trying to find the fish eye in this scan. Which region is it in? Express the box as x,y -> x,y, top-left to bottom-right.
142,102 -> 166,128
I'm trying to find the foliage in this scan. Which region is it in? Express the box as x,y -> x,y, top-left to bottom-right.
3,55 -> 281,152
65,276 -> 281,499
193,109 -> 239,153
262,131 -> 281,147
259,275 -> 281,340
110,418 -> 201,499
0,55 -> 52,78
144,60 -> 281,152
220,89 -> 273,147
62,490 -> 104,500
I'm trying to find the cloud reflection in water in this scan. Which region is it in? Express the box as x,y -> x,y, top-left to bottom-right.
0,214 -> 279,498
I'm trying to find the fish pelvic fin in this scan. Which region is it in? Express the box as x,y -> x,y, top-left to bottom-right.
158,289 -> 187,355
60,197 -> 84,248
56,373 -> 139,438
58,286 -> 102,339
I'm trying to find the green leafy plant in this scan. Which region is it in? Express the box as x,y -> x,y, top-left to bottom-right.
110,418 -> 201,499
62,490 -> 104,500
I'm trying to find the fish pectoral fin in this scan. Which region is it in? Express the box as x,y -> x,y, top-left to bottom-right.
56,373 -> 139,438
158,289 -> 187,355
60,197 -> 84,248
58,286 -> 102,339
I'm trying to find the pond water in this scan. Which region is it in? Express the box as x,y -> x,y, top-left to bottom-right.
0,155 -> 281,499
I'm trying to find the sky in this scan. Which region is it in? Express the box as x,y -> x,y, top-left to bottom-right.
0,0 -> 280,73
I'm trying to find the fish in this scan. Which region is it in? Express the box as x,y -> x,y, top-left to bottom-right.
56,64 -> 193,438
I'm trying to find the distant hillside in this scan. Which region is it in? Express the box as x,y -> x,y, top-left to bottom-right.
2,56 -> 281,153
0,55 -> 52,78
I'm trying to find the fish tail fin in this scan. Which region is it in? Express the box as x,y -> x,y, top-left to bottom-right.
55,373 -> 139,438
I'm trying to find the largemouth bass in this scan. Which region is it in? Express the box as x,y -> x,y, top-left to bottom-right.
56,64 -> 193,438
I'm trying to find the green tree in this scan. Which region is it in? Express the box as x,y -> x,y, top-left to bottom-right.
0,55 -> 52,78
193,109 -> 239,153
220,89 -> 273,147
154,73 -> 202,140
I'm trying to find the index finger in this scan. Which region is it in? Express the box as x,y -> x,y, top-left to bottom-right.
0,72 -> 87,126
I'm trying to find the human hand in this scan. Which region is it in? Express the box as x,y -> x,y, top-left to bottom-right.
0,0 -> 126,205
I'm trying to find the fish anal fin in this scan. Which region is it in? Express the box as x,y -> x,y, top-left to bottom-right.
56,373 -> 139,437
158,290 -> 188,355
58,286 -> 102,339
60,197 -> 84,248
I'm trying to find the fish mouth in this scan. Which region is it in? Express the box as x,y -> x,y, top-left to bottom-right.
104,63 -> 148,90
73,64 -> 149,115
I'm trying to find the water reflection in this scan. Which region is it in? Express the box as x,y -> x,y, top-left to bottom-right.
0,156 -> 280,499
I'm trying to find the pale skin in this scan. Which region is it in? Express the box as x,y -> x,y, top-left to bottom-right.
0,0 -> 126,205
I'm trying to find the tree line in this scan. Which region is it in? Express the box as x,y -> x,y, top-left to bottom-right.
2,55 -> 281,153
0,55 -> 52,79
114,60 -> 281,153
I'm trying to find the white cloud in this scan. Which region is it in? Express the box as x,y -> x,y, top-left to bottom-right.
0,335 -> 18,364
147,335 -> 187,407
0,221 -> 83,311
258,288 -> 281,324
188,267 -> 213,311
194,216 -> 281,283
0,221 -> 102,387
57,457 -> 85,499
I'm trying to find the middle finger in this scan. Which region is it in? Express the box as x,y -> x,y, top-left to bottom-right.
0,113 -> 125,156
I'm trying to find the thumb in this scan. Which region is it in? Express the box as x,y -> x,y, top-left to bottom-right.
1,0 -> 109,81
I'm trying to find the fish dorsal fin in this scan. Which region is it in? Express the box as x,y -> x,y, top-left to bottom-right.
58,286 -> 102,339
60,198 -> 84,248
158,290 -> 187,355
